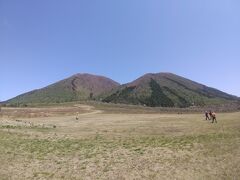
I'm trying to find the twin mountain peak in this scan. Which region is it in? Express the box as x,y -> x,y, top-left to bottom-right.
6,73 -> 239,107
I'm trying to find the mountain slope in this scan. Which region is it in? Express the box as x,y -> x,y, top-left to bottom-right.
103,73 -> 238,107
5,72 -> 238,107
6,73 -> 120,104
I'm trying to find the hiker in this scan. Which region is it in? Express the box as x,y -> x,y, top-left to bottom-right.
205,111 -> 210,120
211,112 -> 217,123
76,112 -> 79,120
209,111 -> 213,121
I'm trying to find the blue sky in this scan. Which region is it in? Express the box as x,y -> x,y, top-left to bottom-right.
0,0 -> 240,101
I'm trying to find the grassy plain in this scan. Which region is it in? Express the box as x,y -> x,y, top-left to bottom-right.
0,104 -> 239,179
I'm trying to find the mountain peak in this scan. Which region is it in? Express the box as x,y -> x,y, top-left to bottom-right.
5,72 -> 238,107
103,72 -> 238,107
6,73 -> 119,104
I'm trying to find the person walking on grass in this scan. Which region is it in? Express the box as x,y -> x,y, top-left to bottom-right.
205,111 -> 210,120
76,112 -> 79,120
209,111 -> 213,121
211,112 -> 217,123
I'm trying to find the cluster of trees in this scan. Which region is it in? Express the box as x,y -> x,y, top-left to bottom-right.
144,79 -> 174,107
103,86 -> 137,104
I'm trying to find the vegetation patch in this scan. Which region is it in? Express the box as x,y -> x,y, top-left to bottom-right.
143,79 -> 174,107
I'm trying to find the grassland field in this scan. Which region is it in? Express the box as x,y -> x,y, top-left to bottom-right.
0,103 -> 239,180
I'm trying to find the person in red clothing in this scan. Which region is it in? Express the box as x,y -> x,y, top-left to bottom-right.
209,111 -> 213,120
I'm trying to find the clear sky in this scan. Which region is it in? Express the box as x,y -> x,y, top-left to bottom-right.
1,0 -> 240,101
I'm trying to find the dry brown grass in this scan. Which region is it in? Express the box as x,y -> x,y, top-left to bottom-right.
0,104 -> 239,179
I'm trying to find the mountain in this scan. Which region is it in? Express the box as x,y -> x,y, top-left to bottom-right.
6,73 -> 120,104
5,72 -> 239,107
103,73 -> 239,107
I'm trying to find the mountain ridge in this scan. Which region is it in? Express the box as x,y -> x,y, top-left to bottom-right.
4,72 -> 239,107
5,73 -> 120,104
103,72 -> 239,107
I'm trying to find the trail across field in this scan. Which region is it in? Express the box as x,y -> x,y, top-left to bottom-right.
74,104 -> 103,116
0,105 -> 239,179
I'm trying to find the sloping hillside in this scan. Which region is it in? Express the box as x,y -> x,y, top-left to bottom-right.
103,73 -> 238,107
6,74 -> 120,104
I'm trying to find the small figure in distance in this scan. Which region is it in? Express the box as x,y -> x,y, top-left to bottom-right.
209,110 -> 213,121
211,112 -> 217,123
205,111 -> 210,120
76,112 -> 79,120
